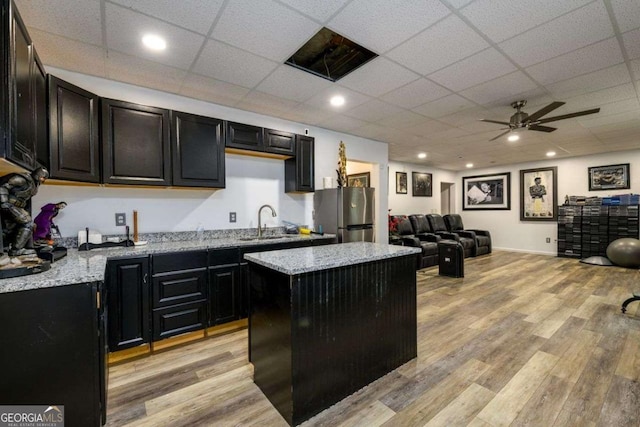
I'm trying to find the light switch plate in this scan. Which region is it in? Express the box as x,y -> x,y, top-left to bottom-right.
115,213 -> 126,226
229,212 -> 236,223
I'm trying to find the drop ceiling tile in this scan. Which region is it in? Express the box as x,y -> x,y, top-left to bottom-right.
277,0 -> 351,22
338,57 -> 419,97
586,98 -> 640,118
427,48 -> 517,92
459,71 -> 538,105
405,120 -> 454,137
460,0 -> 591,44
381,79 -> 451,109
577,110 -> 640,128
445,0 -> 475,8
631,59 -> 640,80
14,0 -> 102,44
379,110 -> 430,129
256,66 -> 333,102
387,15 -> 489,75
193,40 -> 279,88
328,0 -> 450,53
29,29 -> 106,77
235,90 -> 299,116
304,87 -> 372,111
499,1 -> 614,68
623,28 -> 640,60
318,115 -> 369,133
350,124 -> 387,140
610,0 -> 640,32
211,0 -> 320,62
525,38 -> 624,85
412,94 -> 475,118
109,0 -> 224,35
560,83 -> 637,112
344,100 -> 404,122
437,107 -> 490,126
277,103 -> 335,125
105,51 -> 187,93
179,73 -> 249,107
106,3 -> 205,70
545,63 -> 631,99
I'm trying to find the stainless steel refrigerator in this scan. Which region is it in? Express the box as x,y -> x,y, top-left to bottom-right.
313,187 -> 375,243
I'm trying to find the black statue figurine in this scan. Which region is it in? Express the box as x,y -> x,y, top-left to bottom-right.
0,167 -> 49,256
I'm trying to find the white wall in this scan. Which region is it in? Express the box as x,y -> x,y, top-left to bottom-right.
387,161 -> 457,216
34,68 -> 389,242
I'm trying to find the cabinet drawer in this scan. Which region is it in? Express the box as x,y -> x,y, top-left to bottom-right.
152,300 -> 207,341
152,250 -> 207,274
263,129 -> 294,155
152,268 -> 207,308
226,121 -> 262,151
208,248 -> 239,266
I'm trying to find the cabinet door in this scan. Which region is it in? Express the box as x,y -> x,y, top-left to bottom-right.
102,98 -> 171,186
285,135 -> 314,193
209,265 -> 240,325
264,128 -> 294,156
48,75 -> 100,182
33,52 -> 47,169
106,257 -> 150,351
171,111 -> 225,188
226,121 -> 263,151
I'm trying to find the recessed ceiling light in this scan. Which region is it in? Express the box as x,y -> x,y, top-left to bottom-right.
466,163 -> 473,168
546,151 -> 556,157
330,95 -> 345,107
417,152 -> 427,159
142,34 -> 166,51
507,134 -> 520,142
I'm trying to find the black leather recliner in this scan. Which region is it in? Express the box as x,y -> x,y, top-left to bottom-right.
444,214 -> 492,256
392,215 -> 438,269
426,214 -> 477,258
408,214 -> 441,242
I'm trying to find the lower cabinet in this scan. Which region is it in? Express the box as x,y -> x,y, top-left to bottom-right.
106,257 -> 150,351
152,300 -> 208,341
209,264 -> 241,325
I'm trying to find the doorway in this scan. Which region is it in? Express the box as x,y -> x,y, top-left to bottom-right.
440,182 -> 454,215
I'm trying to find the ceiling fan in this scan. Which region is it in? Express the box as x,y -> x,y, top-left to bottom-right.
480,100 -> 600,141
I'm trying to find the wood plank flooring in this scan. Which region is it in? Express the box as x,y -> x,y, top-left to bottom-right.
106,251 -> 640,426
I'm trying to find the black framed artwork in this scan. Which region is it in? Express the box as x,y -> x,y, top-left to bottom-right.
412,172 -> 432,197
520,166 -> 557,221
395,172 -> 407,194
462,172 -> 511,210
347,172 -> 370,187
588,163 -> 630,191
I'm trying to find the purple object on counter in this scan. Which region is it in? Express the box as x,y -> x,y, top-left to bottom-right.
33,202 -> 66,240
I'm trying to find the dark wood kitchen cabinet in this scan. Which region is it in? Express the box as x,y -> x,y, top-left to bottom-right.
285,134 -> 315,193
226,121 -> 262,151
101,98 -> 171,186
263,128 -> 294,155
48,75 -> 100,182
106,256 -> 150,351
0,0 -> 47,170
151,250 -> 208,340
171,111 -> 225,188
208,248 -> 241,325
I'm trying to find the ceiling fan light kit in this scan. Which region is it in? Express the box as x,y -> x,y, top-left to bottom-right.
480,100 -> 601,141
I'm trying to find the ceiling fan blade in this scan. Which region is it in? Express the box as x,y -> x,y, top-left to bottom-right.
489,130 -> 511,141
479,119 -> 511,126
537,108 -> 600,124
529,125 -> 557,132
525,101 -> 565,122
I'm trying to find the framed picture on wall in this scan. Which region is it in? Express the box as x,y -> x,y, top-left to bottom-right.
462,172 -> 511,210
347,172 -> 370,187
520,166 -> 557,221
395,172 -> 407,194
588,163 -> 630,191
412,172 -> 432,197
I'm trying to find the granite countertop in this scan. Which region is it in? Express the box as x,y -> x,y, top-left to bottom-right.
244,242 -> 421,275
0,233 -> 335,294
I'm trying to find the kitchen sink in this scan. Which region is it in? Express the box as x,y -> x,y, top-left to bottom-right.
237,235 -> 298,241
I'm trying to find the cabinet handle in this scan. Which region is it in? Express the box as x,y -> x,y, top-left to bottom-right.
143,273 -> 148,284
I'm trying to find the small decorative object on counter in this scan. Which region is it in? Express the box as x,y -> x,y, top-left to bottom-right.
0,167 -> 51,278
33,201 -> 68,263
336,141 -> 347,188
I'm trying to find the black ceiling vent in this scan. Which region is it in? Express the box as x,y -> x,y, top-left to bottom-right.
285,28 -> 378,82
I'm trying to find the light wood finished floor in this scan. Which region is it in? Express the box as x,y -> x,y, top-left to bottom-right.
106,251 -> 640,427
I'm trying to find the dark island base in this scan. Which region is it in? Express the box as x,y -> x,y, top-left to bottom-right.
249,254 -> 417,426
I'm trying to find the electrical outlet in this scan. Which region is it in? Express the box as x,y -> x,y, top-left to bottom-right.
229,212 -> 236,223
546,237 -> 551,243
115,213 -> 126,226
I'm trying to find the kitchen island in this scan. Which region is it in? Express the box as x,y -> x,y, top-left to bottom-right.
245,242 -> 421,426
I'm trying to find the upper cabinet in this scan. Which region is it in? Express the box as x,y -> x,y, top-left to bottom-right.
226,121 -> 262,151
48,75 -> 100,183
285,135 -> 314,193
263,128 -> 294,156
101,98 -> 171,186
0,0 -> 47,170
171,111 -> 225,188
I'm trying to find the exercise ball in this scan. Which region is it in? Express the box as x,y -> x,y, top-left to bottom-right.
606,238 -> 640,268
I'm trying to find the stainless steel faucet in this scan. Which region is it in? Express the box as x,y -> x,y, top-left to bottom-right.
258,204 -> 277,238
